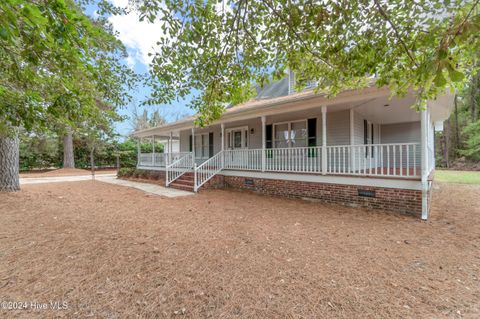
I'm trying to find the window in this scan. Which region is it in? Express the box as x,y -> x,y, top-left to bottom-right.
291,121 -> 307,147
194,133 -> 209,159
273,120 -> 307,148
274,123 -> 289,148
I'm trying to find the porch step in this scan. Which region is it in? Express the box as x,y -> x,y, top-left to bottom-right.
169,183 -> 194,192
169,173 -> 195,192
172,179 -> 194,187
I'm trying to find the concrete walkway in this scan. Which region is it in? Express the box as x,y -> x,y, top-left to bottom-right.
96,176 -> 194,198
20,174 -> 194,198
20,174 -> 116,184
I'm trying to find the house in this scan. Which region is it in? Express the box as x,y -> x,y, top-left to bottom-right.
132,77 -> 454,220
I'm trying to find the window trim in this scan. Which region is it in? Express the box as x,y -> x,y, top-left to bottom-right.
272,119 -> 308,148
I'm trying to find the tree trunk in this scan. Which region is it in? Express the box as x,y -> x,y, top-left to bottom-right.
63,129 -> 75,168
90,146 -> 95,179
0,132 -> 20,192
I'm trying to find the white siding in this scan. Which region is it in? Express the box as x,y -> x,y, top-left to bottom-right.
381,121 -> 421,169
380,122 -> 421,144
326,110 -> 350,146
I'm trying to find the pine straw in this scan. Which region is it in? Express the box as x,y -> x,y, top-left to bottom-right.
0,181 -> 479,318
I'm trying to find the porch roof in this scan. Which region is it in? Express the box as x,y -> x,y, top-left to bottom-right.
133,84 -> 453,138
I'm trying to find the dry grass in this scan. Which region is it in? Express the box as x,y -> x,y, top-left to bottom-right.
0,181 -> 479,318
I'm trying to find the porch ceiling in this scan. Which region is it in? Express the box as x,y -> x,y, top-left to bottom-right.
352,93 -> 420,124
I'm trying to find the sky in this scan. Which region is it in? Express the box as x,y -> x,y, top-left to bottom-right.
87,0 -> 196,138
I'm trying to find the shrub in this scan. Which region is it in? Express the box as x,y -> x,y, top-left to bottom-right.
118,167 -> 134,178
133,169 -> 148,178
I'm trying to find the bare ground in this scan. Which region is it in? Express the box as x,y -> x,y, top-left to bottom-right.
0,181 -> 479,319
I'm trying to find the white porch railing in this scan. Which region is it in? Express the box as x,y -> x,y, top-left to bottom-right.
264,147 -> 323,173
166,153 -> 194,186
326,143 -> 420,177
139,152 -> 192,167
194,151 -> 224,191
224,149 -> 263,170
220,143 -> 420,178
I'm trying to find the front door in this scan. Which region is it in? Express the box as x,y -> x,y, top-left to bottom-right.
227,127 -> 248,150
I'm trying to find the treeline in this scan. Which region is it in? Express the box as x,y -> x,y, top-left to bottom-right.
436,71 -> 480,169
19,133 -> 159,171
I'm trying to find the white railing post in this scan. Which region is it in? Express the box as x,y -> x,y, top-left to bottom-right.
321,106 -> 327,175
349,109 -> 354,173
221,123 -> 225,168
261,116 -> 266,172
421,102 -> 429,220
193,163 -> 198,192
191,127 -> 195,163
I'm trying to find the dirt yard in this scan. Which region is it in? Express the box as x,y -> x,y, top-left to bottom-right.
0,181 -> 479,318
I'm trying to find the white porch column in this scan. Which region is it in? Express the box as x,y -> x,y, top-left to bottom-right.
221,123 -> 225,167
321,106 -> 327,175
349,109 -> 354,173
420,103 -> 429,220
152,135 -> 155,166
261,116 -> 266,172
191,127 -> 195,161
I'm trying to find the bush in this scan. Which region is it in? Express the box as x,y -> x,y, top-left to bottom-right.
132,169 -> 148,178
117,167 -> 135,178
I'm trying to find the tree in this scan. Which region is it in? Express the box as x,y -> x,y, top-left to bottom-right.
63,127 -> 75,168
130,105 -> 167,132
132,0 -> 480,125
0,0 -> 137,191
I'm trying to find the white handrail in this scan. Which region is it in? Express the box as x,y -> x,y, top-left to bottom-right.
166,153 -> 194,186
139,152 -> 192,167
194,151 -> 224,192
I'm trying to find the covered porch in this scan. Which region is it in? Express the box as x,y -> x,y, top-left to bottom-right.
136,88 -> 437,182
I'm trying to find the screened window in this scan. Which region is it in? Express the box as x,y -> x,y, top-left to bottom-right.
274,123 -> 289,148
273,120 -> 307,148
291,121 -> 307,147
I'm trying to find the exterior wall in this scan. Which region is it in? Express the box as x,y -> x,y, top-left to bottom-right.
353,110 -> 364,145
326,110 -> 350,145
211,175 -> 422,216
381,121 -> 421,169
380,122 -> 421,144
178,107 -> 354,155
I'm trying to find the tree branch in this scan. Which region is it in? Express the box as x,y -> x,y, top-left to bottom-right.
373,0 -> 418,68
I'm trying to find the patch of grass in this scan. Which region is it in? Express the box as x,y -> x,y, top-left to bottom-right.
435,170 -> 480,185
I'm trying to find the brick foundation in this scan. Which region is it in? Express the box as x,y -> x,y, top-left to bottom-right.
137,168 -> 423,216
212,175 -> 422,216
